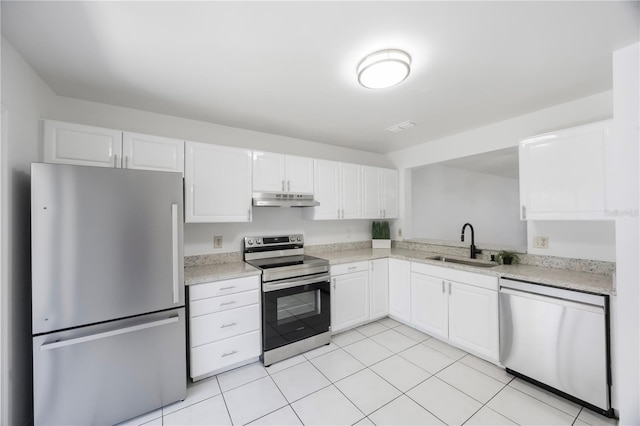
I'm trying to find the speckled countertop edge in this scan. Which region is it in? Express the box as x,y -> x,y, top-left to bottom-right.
184,262 -> 261,286
314,248 -> 615,295
184,247 -> 615,295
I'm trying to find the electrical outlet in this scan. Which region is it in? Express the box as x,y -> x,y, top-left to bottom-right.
214,236 -> 223,248
398,228 -> 403,237
533,236 -> 549,249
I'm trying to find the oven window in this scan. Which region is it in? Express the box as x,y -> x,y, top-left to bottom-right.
276,289 -> 319,324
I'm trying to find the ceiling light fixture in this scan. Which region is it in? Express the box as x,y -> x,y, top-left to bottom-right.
357,49 -> 411,89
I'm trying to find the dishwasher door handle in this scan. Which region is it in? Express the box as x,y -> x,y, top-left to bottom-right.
499,287 -> 604,314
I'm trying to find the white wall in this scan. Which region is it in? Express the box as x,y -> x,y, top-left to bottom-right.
388,92 -> 615,260
526,221 -> 615,261
611,42 -> 639,425
411,165 -> 526,249
186,208 -> 372,256
0,38 -> 58,426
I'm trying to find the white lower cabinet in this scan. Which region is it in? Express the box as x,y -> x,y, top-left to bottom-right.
410,272 -> 448,340
410,262 -> 499,361
388,258 -> 411,323
448,281 -> 498,359
369,258 -> 389,320
188,275 -> 261,380
331,262 -> 370,333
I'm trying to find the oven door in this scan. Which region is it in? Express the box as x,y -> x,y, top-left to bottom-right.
262,273 -> 331,352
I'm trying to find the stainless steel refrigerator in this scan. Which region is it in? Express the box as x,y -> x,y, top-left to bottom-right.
31,163 -> 186,425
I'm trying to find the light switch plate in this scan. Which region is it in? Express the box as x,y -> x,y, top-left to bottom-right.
214,236 -> 223,248
533,236 -> 549,249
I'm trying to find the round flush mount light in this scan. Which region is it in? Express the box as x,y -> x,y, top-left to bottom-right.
357,49 -> 411,89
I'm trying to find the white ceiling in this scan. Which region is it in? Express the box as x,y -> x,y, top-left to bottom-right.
2,1 -> 638,154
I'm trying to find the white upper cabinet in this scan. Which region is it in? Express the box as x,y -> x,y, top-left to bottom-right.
304,159 -> 362,220
381,168 -> 399,219
122,132 -> 184,174
340,162 -> 362,219
43,120 -> 184,174
185,141 -> 252,223
286,155 -> 314,193
44,120 -> 123,168
362,166 -> 399,219
305,159 -> 340,220
519,120 -> 611,220
252,152 -> 313,194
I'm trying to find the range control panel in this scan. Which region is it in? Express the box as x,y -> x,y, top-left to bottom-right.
243,234 -> 304,247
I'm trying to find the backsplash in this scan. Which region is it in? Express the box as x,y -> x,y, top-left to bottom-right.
184,252 -> 243,267
394,240 -> 615,276
185,239 -> 615,276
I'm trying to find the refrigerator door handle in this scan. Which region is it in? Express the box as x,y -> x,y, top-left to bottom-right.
40,316 -> 180,351
171,203 -> 179,304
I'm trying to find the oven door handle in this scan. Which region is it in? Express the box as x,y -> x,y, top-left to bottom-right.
263,273 -> 331,292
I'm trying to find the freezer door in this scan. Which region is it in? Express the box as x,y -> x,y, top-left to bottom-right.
31,163 -> 184,334
33,308 -> 186,426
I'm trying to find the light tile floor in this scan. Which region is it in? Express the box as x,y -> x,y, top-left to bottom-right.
122,317 -> 618,426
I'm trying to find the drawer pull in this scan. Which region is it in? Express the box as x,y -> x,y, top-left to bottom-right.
348,266 -> 357,271
220,301 -> 237,307
221,322 -> 237,328
220,286 -> 236,291
221,350 -> 238,358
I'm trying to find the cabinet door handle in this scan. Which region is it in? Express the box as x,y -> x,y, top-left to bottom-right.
220,286 -> 236,291
442,280 -> 445,293
341,209 -> 345,219
383,209 -> 386,218
522,205 -> 527,220
221,350 -> 237,358
287,180 -> 291,192
113,154 -> 118,168
337,209 -> 340,219
248,209 -> 252,221
221,322 -> 237,329
332,278 -> 336,290
282,180 -> 285,191
124,155 -> 129,169
448,282 -> 452,295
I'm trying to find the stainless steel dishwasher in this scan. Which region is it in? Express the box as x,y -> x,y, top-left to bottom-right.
499,278 -> 613,417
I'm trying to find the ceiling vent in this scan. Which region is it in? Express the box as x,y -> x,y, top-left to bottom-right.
385,121 -> 416,133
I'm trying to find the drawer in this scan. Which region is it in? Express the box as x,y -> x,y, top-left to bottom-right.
189,276 -> 260,302
189,290 -> 260,317
190,330 -> 261,379
411,262 -> 498,291
331,261 -> 369,276
190,304 -> 260,347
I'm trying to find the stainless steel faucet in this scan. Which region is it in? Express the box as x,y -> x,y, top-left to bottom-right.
461,223 -> 482,259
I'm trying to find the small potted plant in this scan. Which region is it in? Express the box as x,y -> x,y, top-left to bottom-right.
372,221 -> 391,249
497,250 -> 520,265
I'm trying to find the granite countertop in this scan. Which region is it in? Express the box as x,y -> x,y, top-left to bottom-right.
184,248 -> 614,295
184,261 -> 261,286
313,248 -> 615,295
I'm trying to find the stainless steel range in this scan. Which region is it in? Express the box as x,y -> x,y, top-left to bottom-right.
244,234 -> 331,366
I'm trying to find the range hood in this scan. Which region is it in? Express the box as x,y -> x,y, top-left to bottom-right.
252,192 -> 320,208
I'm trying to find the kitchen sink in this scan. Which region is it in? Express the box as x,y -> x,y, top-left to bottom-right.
425,255 -> 498,268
